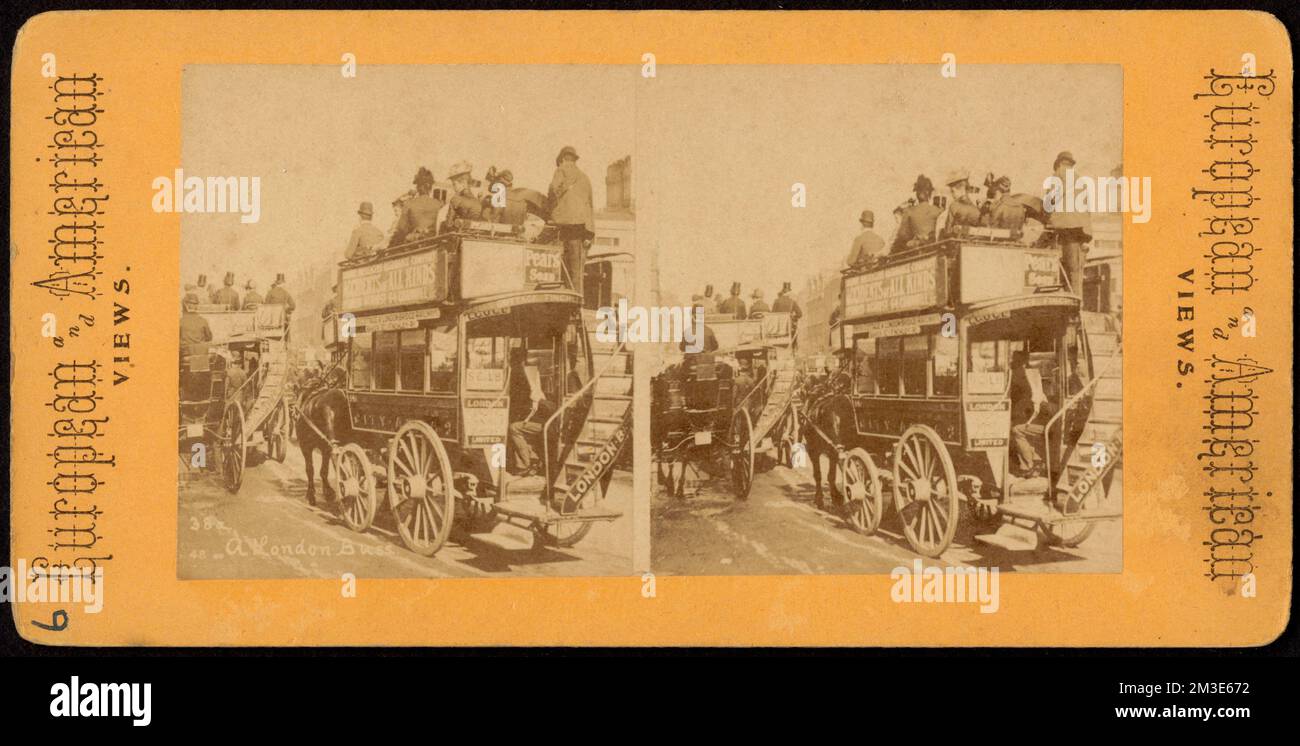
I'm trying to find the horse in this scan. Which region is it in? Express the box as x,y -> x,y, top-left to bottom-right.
800,368 -> 855,511
295,386 -> 351,506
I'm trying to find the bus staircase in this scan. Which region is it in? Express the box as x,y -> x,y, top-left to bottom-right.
243,342 -> 289,444
219,326 -> 289,452
978,311 -> 1124,551
748,355 -> 800,460
491,315 -> 631,536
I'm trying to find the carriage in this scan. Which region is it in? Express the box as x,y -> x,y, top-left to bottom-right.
812,231 -> 1123,556
178,304 -> 292,492
650,311 -> 801,499
319,221 -> 631,556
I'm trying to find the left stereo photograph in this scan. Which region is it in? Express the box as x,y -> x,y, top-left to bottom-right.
175,65 -> 638,579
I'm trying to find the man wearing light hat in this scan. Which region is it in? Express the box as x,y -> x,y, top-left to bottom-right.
1045,150 -> 1091,293
447,161 -> 482,222
548,145 -> 595,296
345,201 -> 384,260
941,168 -> 981,235
389,167 -> 444,246
846,209 -> 887,269
749,287 -> 771,317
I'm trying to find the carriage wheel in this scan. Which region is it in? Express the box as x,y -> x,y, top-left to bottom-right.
1039,484 -> 1101,548
333,443 -> 378,532
730,409 -> 755,500
386,421 -> 455,557
840,448 -> 883,535
891,425 -> 958,557
269,400 -> 289,463
537,482 -> 599,549
219,401 -> 246,493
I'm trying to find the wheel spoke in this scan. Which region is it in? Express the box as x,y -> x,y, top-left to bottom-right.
412,501 -> 426,545
398,438 -> 417,478
423,501 -> 435,543
897,458 -> 919,482
428,495 -> 445,529
396,497 -> 415,525
927,504 -> 943,543
931,492 -> 950,522
418,433 -> 432,476
906,438 -> 922,474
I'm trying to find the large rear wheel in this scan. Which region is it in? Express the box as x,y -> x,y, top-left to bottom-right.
891,426 -> 958,557
387,421 -> 455,557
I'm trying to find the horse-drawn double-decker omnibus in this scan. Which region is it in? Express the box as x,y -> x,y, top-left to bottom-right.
816,231 -> 1122,556
314,221 -> 632,556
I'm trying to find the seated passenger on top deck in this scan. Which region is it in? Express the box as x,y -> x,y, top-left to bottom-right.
941,169 -> 982,237
891,175 -> 943,253
446,161 -> 483,223
389,167 -> 443,247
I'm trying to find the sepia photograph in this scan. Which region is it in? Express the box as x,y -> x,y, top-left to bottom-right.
644,65 -> 1124,575
6,5 -> 1295,697
176,65 -> 637,578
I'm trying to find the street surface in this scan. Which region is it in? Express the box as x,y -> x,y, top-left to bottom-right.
179,447 -> 634,579
652,458 -> 1122,575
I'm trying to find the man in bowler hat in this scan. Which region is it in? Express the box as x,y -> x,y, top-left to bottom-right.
345,201 -> 385,260
847,209 -> 887,269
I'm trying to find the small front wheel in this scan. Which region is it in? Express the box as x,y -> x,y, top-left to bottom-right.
333,443 -> 378,532
840,448 -> 883,535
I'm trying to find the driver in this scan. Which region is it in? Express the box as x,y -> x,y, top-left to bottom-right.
1009,350 -> 1049,478
180,292 -> 212,361
508,348 -> 558,478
